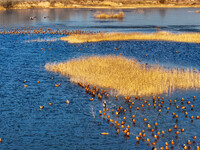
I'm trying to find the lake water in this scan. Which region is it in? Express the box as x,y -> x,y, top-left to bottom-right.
0,8 -> 200,32
0,8 -> 200,150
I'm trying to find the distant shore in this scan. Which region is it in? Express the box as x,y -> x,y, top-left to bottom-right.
0,1 -> 200,10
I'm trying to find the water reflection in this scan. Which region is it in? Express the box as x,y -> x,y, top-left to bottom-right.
0,9 -> 90,25
0,8 -> 200,32
133,8 -> 166,17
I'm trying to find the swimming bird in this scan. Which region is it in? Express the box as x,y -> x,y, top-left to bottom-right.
103,100 -> 106,108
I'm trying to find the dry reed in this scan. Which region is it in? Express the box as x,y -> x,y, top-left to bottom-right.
94,11 -> 124,19
0,5 -> 5,10
2,1 -> 200,10
45,55 -> 200,96
60,32 -> 200,43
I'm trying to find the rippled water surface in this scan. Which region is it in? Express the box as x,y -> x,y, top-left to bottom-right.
0,8 -> 200,150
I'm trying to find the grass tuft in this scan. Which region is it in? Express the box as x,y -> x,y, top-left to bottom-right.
45,55 -> 200,96
94,11 -> 124,19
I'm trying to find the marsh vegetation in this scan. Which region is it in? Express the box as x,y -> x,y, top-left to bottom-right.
45,55 -> 200,96
94,11 -> 124,19
61,32 -> 200,43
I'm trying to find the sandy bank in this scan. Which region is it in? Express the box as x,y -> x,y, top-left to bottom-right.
45,56 -> 200,96
60,32 -> 200,43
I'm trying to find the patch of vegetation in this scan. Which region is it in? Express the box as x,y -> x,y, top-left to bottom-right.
94,11 -> 124,19
61,32 -> 200,44
45,55 -> 200,96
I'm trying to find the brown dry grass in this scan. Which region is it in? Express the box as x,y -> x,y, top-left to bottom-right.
94,11 -> 124,19
45,55 -> 200,96
60,31 -> 200,44
11,1 -> 51,9
0,5 -> 5,10
3,0 -> 200,9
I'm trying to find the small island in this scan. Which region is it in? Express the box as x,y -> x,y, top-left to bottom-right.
60,32 -> 200,43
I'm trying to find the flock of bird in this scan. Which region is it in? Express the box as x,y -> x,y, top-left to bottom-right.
76,82 -> 199,150
0,27 -> 102,35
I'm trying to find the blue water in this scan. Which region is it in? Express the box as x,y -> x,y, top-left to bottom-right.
0,8 -> 200,150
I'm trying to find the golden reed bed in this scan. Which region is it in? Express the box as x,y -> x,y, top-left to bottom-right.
94,11 -> 124,19
60,32 -> 200,44
45,56 -> 200,96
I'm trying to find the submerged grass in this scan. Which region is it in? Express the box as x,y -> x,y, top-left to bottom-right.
61,32 -> 200,43
45,55 -> 200,96
94,11 -> 124,19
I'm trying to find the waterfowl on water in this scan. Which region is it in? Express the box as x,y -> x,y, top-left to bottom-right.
76,82 -> 199,149
101,132 -> 109,135
66,100 -> 70,104
103,100 -> 106,108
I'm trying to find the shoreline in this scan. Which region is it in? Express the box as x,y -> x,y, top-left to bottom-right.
0,2 -> 200,10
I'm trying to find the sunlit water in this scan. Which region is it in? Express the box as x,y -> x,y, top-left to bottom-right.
0,8 -> 200,149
